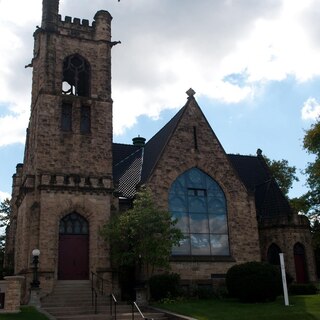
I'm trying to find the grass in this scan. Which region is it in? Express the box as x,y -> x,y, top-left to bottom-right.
153,295 -> 320,320
0,306 -> 49,320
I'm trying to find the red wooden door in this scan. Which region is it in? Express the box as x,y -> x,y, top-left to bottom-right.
294,254 -> 307,283
58,235 -> 89,280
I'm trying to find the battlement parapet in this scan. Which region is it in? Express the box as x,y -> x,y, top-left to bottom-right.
58,14 -> 94,34
57,11 -> 111,41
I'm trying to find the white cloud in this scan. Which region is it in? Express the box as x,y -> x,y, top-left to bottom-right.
1,0 -> 320,140
0,191 -> 11,202
301,97 -> 320,121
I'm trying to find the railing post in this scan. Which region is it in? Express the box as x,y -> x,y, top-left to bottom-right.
94,291 -> 97,314
132,302 -> 134,320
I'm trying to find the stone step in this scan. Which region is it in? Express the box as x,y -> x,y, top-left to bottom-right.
41,280 -> 166,320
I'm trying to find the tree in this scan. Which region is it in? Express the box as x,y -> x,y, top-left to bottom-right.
0,199 -> 10,251
101,187 -> 183,276
302,120 -> 320,218
264,156 -> 299,197
0,198 -> 11,278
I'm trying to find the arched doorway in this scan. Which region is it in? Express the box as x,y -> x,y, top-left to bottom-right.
267,243 -> 281,266
58,212 -> 89,280
294,242 -> 308,283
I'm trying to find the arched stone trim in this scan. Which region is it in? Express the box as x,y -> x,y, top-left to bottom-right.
62,54 -> 91,97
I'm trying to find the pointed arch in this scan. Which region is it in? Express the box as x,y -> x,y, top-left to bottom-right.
62,54 -> 91,97
169,167 -> 229,256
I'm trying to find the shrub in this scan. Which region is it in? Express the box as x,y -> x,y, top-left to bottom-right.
149,273 -> 180,301
289,283 -> 318,295
195,286 -> 215,299
226,261 -> 282,302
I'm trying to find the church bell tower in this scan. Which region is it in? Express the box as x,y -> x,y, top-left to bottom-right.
11,0 -> 116,295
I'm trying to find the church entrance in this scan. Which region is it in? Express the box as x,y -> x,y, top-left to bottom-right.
58,212 -> 89,280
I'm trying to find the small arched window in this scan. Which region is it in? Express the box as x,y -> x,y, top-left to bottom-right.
267,243 -> 281,265
169,167 -> 229,256
62,54 -> 90,97
59,212 -> 88,235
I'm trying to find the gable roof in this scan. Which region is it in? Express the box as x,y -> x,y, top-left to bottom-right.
140,102 -> 188,184
112,96 -> 293,219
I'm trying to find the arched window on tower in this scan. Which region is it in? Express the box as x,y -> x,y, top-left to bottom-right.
62,54 -> 90,97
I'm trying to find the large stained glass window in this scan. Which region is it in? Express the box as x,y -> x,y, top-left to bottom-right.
169,168 -> 229,256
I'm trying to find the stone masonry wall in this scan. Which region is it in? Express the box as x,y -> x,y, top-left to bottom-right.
147,97 -> 261,281
259,215 -> 317,282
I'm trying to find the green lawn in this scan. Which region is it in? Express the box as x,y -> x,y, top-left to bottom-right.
0,306 -> 49,320
153,295 -> 320,320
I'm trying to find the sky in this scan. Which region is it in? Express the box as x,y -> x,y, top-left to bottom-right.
1,0 -> 320,201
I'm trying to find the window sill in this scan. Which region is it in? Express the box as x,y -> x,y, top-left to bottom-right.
170,255 -> 235,262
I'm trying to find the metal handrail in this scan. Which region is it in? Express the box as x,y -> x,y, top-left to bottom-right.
132,301 -> 153,320
91,271 -> 106,296
110,293 -> 118,320
91,286 -> 98,314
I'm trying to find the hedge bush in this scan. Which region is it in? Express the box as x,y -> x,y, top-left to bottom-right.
289,283 -> 318,295
226,261 -> 282,302
149,273 -> 180,301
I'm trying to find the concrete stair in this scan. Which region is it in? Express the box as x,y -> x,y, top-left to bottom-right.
41,280 -> 167,320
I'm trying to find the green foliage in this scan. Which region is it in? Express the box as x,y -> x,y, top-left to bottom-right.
225,261 -> 282,303
101,187 -> 184,272
289,283 -> 318,295
302,120 -> 320,218
149,272 -> 181,301
264,157 -> 299,196
0,198 -> 12,279
0,306 -> 50,319
0,199 -> 11,251
152,296 -> 320,320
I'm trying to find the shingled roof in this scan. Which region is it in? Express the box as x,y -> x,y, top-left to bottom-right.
112,98 -> 293,219
228,154 -> 293,218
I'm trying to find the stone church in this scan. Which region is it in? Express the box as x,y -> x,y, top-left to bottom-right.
5,0 -> 317,301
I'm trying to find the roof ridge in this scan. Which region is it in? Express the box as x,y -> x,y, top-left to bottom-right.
140,98 -> 191,183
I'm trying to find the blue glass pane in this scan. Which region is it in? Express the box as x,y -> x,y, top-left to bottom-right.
191,234 -> 210,255
207,197 -> 226,214
209,214 -> 227,233
172,212 -> 189,232
188,196 -> 206,213
206,177 -> 221,195
169,179 -> 186,194
172,236 -> 191,255
190,214 -> 209,233
74,220 -> 81,234
186,168 -> 205,188
210,235 -> 229,255
169,194 -> 187,212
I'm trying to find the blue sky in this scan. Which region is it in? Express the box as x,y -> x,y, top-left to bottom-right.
1,0 -> 320,201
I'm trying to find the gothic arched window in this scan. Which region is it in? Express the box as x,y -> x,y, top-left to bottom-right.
267,243 -> 281,265
62,54 -> 90,97
169,167 -> 229,256
59,212 -> 89,235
